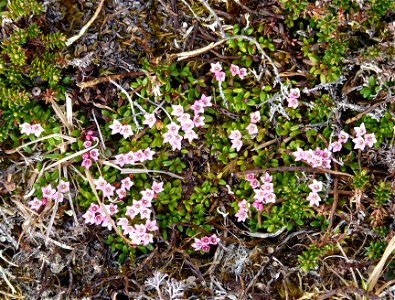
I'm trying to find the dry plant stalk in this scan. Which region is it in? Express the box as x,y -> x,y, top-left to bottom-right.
367,234 -> 395,292
66,0 -> 105,47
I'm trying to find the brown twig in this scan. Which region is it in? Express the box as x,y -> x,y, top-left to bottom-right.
316,286 -> 380,300
77,72 -> 147,89
345,96 -> 395,125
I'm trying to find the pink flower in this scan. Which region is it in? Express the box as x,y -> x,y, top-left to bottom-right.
105,203 -> 118,215
261,182 -> 274,194
238,199 -> 250,210
260,173 -> 272,183
231,139 -> 243,152
57,180 -> 70,193
338,130 -> 349,144
82,158 -> 92,169
20,123 -> 32,135
143,147 -> 155,161
263,192 -> 276,203
30,124 -> 44,137
250,111 -> 261,123
102,183 -> 115,198
94,176 -> 107,191
132,199 -> 143,212
353,136 -> 366,150
166,122 -> 180,134
238,68 -> 247,79
116,188 -> 127,199
171,105 -> 184,116
246,123 -> 258,135
288,88 -> 300,99
143,113 -> 156,128
83,141 -> 92,148
253,201 -> 264,211
152,181 -> 164,193
42,184 -> 56,200
125,206 -> 138,219
82,211 -> 95,224
329,141 -> 342,152
293,148 -> 306,161
145,220 -> 158,231
140,233 -> 154,246
193,114 -> 205,127
90,149 -> 99,161
354,123 -> 366,137
133,150 -> 145,162
230,64 -> 240,76
210,62 -> 222,74
201,236 -> 210,244
235,209 -> 248,222
169,134 -> 183,151
114,154 -> 126,167
214,71 -> 226,82
109,119 -> 122,135
121,177 -> 133,190
229,130 -> 242,140
28,197 -> 42,210
250,179 -> 260,189
181,119 -> 194,132
190,101 -> 205,114
117,218 -> 129,228
208,234 -> 220,245
364,133 -> 377,147
308,179 -> 323,193
201,244 -> 211,252
184,129 -> 198,143
177,113 -> 191,123
53,192 -> 64,202
89,203 -> 100,214
120,124 -> 132,139
200,94 -> 212,107
191,238 -> 203,251
141,198 -> 152,207
307,192 -> 321,207
287,97 -> 298,109
245,174 -> 255,182
134,224 -> 147,234
141,189 -> 155,201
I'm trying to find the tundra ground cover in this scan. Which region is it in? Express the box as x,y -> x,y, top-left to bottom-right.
0,0 -> 394,299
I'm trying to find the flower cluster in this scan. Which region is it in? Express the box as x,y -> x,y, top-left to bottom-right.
287,88 -> 300,109
191,234 -> 220,252
329,130 -> 349,152
352,123 -> 377,151
83,177 -> 163,246
210,62 -> 225,82
28,180 -> 70,210
235,199 -> 250,222
163,95 -> 211,151
109,119 -> 133,139
246,173 -> 276,211
246,111 -> 260,136
81,131 -> 99,169
19,122 -> 44,137
143,113 -> 157,128
228,129 -> 243,152
120,181 -> 163,245
307,179 -> 323,207
229,64 -> 247,79
82,202 -> 119,230
293,147 -> 332,169
113,147 -> 155,167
